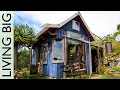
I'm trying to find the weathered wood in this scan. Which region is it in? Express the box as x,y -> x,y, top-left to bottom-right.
29,44 -> 32,70
36,46 -> 39,64
97,47 -> 100,74
63,37 -> 67,78
89,39 -> 92,75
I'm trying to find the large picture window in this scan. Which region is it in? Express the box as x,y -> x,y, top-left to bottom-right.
67,39 -> 86,69
53,39 -> 64,63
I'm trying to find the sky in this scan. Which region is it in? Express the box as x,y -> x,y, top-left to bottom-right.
14,11 -> 120,38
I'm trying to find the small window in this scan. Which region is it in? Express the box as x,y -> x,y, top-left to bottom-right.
72,20 -> 80,31
32,48 -> 37,65
40,42 -> 48,64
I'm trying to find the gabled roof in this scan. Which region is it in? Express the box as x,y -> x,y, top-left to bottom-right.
36,11 -> 95,41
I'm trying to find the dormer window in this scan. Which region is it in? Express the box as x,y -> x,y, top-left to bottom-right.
72,20 -> 80,31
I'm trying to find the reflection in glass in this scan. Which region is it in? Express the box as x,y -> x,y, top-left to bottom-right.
54,40 -> 63,60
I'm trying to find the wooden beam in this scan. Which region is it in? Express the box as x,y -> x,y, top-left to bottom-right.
65,36 -> 89,43
63,37 -> 67,79
88,39 -> 92,75
97,47 -> 100,74
48,30 -> 57,35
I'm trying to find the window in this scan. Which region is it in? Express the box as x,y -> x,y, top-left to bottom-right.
40,42 -> 48,64
32,48 -> 37,65
53,39 -> 64,63
67,39 -> 86,69
72,20 -> 80,31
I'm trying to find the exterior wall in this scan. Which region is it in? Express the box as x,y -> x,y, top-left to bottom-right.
43,40 -> 52,76
42,38 -> 64,78
52,63 -> 64,78
32,19 -> 92,78
85,41 -> 92,74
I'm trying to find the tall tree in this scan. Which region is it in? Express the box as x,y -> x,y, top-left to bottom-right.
18,48 -> 30,70
14,24 -> 36,71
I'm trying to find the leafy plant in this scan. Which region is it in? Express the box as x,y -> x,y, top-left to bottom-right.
112,66 -> 120,72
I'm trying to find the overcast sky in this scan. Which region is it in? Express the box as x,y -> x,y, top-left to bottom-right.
14,11 -> 120,38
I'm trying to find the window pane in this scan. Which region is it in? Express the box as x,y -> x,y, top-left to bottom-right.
40,42 -> 48,63
54,40 -> 63,60
67,39 -> 86,69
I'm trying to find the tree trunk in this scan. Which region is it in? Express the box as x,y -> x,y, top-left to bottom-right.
14,43 -> 18,71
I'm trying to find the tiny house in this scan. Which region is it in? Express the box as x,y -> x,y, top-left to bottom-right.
31,12 -> 96,78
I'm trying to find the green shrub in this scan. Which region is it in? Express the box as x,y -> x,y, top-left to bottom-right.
112,67 -> 120,72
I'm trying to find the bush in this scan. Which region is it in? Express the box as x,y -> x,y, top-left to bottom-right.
99,64 -> 108,74
14,71 -> 28,79
112,67 -> 120,72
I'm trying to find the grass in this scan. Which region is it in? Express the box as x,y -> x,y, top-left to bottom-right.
19,66 -> 120,79
102,74 -> 120,79
112,66 -> 120,72
20,68 -> 49,79
67,75 -> 89,79
28,74 -> 49,79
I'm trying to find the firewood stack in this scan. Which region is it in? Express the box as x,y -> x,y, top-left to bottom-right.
104,53 -> 118,64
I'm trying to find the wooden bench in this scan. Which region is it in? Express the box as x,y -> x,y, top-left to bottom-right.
63,62 -> 86,77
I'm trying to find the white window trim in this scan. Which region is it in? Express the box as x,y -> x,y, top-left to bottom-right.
52,39 -> 64,63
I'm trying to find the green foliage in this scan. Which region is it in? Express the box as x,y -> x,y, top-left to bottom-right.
117,24 -> 120,31
14,24 -> 36,45
102,74 -> 120,79
102,24 -> 120,55
112,66 -> 120,72
102,34 -> 115,43
112,42 -> 120,54
18,48 -> 30,70
91,46 -> 97,50
14,24 -> 36,71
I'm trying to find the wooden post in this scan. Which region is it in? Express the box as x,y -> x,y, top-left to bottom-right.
29,44 -> 32,75
63,36 -> 67,79
88,39 -> 92,75
97,46 -> 100,74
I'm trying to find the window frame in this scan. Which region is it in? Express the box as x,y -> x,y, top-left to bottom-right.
40,42 -> 48,64
67,38 -> 86,70
72,20 -> 80,31
52,39 -> 64,63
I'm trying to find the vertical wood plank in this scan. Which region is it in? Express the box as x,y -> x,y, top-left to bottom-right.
97,47 -> 100,74
63,36 -> 67,79
88,39 -> 92,75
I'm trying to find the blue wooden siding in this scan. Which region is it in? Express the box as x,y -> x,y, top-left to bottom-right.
84,36 -> 89,41
52,63 -> 64,78
80,26 -> 87,36
43,41 -> 52,76
43,65 -> 48,75
55,28 -> 65,40
85,41 -> 92,74
32,48 -> 36,64
42,19 -> 92,78
55,19 -> 88,40
48,41 -> 52,76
